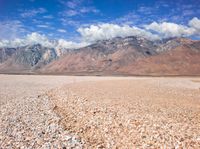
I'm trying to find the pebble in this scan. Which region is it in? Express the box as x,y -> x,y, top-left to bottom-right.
0,95 -> 83,149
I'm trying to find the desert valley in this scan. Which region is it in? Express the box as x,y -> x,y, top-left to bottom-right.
1,35 -> 200,149
1,37 -> 200,76
1,36 -> 200,149
1,0 -> 200,148
0,75 -> 200,148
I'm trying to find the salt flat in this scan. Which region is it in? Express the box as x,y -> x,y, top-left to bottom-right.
0,75 -> 200,148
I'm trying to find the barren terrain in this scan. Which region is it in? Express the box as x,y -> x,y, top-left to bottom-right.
0,75 -> 119,148
0,75 -> 200,148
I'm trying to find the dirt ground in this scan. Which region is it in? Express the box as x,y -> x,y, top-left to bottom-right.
0,75 -> 200,148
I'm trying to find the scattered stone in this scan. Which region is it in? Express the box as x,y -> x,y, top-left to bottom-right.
0,95 -> 83,149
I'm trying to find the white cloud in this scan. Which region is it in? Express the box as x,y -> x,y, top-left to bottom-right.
25,33 -> 54,47
0,33 -> 54,48
64,10 -> 78,16
78,18 -> 200,42
0,18 -> 199,49
66,0 -> 79,8
145,21 -> 196,38
60,18 -> 80,27
43,15 -> 54,19
137,6 -> 153,15
114,12 -> 140,25
57,29 -> 67,33
0,32 -> 88,49
57,39 -> 88,49
20,8 -> 47,18
60,0 -> 99,17
77,23 -> 159,42
182,10 -> 194,16
63,6 -> 99,17
0,20 -> 27,40
37,24 -> 49,28
59,0 -> 81,8
0,33 -> 56,48
80,7 -> 99,13
0,40 -> 9,48
189,17 -> 200,31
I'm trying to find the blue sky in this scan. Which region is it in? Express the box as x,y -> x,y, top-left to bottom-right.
0,0 -> 200,47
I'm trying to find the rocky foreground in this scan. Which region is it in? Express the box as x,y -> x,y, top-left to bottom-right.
48,78 -> 200,148
0,75 -> 200,148
0,75 -> 117,149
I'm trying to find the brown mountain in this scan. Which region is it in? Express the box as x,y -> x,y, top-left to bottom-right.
0,36 -> 200,76
41,37 -> 200,76
119,43 -> 200,75
40,36 -> 158,75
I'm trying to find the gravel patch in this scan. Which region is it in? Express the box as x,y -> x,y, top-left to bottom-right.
48,78 -> 200,148
1,75 -> 200,148
0,75 -> 125,148
0,94 -> 83,149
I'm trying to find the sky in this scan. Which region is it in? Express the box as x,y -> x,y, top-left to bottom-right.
0,0 -> 200,48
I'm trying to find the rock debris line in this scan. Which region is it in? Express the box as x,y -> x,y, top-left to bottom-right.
0,94 -> 83,149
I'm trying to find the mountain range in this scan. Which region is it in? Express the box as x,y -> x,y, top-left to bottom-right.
0,36 -> 200,76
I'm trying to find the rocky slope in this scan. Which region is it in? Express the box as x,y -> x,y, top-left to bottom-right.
119,41 -> 200,75
0,44 -> 59,73
41,36 -> 158,74
42,37 -> 200,75
0,36 -> 199,75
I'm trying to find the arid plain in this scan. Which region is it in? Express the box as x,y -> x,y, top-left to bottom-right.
0,75 -> 200,148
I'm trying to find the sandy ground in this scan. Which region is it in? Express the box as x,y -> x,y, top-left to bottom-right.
0,75 -> 200,148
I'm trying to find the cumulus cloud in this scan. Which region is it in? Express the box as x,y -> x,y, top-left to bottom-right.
189,17 -> 200,31
0,33 -> 54,48
0,32 -> 88,49
77,18 -> 200,42
144,18 -> 200,38
0,18 -> 200,49
57,39 -> 88,49
77,23 -> 159,42
25,33 -> 54,47
145,22 -> 195,38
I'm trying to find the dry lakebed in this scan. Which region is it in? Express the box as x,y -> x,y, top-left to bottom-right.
0,75 -> 200,148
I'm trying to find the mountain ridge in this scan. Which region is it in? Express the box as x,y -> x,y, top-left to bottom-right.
0,36 -> 200,75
